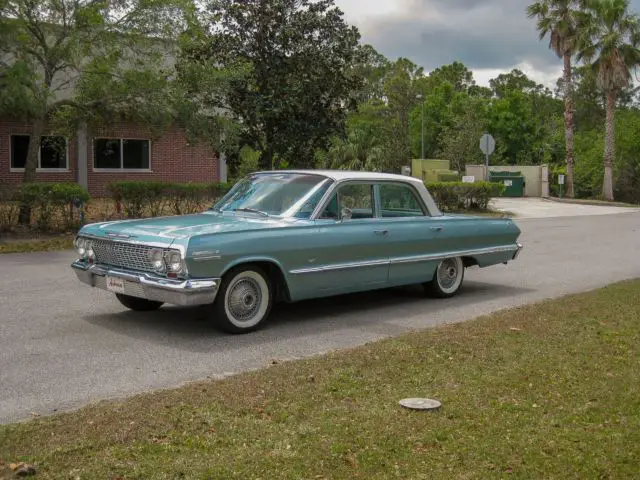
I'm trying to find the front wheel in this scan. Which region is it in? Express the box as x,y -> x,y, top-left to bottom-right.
211,265 -> 273,334
115,293 -> 163,311
424,257 -> 465,298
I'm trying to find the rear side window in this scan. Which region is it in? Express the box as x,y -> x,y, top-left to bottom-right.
379,183 -> 426,218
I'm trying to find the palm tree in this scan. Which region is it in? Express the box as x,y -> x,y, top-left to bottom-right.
319,128 -> 385,172
577,0 -> 640,200
527,0 -> 580,198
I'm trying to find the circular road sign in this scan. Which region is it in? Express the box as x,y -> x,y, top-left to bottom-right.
480,133 -> 495,156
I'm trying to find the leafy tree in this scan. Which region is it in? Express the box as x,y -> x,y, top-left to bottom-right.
425,61 -> 476,93
489,69 -> 545,98
383,58 -> 423,171
0,0 -> 198,182
577,0 -> 640,200
0,0 -> 199,223
185,0 -> 363,170
351,44 -> 390,103
437,96 -> 488,173
528,0 -> 580,196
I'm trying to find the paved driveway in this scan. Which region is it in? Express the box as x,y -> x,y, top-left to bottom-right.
1,211 -> 639,424
492,197 -> 640,219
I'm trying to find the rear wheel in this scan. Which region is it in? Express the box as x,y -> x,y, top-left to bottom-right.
115,293 -> 163,311
424,257 -> 465,298
211,265 -> 273,334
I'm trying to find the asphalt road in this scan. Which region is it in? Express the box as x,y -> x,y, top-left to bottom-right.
1,210 -> 639,424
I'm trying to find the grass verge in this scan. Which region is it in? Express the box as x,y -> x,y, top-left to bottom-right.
0,235 -> 74,254
1,280 -> 639,479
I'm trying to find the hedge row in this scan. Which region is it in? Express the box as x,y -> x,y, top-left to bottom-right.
0,183 -> 90,232
107,181 -> 233,218
0,179 -> 503,233
426,181 -> 505,211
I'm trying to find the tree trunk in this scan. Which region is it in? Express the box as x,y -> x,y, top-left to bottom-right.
602,91 -> 616,201
259,146 -> 274,171
562,53 -> 575,198
18,118 -> 45,225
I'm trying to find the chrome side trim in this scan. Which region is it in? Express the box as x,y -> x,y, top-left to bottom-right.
512,242 -> 524,260
289,244 -> 521,275
289,258 -> 389,275
391,244 -> 520,266
192,250 -> 222,261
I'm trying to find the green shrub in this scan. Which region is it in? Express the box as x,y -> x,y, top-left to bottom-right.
107,181 -> 170,218
426,181 -> 504,211
17,182 -> 90,231
107,181 -> 233,218
0,184 -> 19,232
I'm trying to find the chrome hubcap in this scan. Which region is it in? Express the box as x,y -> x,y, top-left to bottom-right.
227,278 -> 262,322
437,259 -> 458,289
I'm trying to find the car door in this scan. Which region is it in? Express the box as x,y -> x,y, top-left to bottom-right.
375,181 -> 444,286
290,181 -> 390,295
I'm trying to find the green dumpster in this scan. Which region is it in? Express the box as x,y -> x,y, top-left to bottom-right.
488,171 -> 525,197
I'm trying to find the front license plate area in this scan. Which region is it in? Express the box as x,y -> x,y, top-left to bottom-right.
106,276 -> 126,294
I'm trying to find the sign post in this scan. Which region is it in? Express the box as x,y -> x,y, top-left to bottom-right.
558,174 -> 565,198
479,133 -> 495,180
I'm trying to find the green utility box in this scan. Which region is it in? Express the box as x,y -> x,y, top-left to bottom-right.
488,171 -> 525,197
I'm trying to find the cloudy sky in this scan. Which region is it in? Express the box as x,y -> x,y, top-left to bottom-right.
334,0 -> 640,87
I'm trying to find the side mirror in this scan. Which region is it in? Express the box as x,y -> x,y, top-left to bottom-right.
341,207 -> 352,221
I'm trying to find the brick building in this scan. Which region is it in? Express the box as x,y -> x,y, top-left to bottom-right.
1,22 -> 228,197
0,118 -> 226,197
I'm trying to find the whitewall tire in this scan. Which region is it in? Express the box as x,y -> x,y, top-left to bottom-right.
424,257 -> 465,298
211,265 -> 273,334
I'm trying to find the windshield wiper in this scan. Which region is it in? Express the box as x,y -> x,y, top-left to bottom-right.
233,207 -> 269,217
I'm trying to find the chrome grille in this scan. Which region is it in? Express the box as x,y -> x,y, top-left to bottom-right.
90,238 -> 160,273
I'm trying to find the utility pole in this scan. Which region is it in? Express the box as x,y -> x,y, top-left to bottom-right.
416,94 -> 424,159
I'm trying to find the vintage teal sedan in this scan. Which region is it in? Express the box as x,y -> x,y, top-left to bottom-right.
72,170 -> 523,333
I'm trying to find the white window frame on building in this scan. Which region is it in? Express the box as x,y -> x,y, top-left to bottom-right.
9,134 -> 69,171
92,138 -> 152,172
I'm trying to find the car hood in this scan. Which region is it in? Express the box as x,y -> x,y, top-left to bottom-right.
79,212 -> 294,245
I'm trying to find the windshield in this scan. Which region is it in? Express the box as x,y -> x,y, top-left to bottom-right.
212,173 -> 334,219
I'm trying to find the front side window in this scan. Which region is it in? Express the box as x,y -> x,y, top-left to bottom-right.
94,138 -> 150,169
213,173 -> 333,218
10,135 -> 67,169
379,183 -> 426,217
320,183 -> 375,220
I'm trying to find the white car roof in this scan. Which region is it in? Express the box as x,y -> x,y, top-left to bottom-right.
255,169 -> 423,184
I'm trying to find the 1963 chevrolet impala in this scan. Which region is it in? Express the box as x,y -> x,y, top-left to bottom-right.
72,170 -> 523,333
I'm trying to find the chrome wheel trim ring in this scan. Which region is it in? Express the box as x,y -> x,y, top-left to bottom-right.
223,270 -> 270,328
436,257 -> 463,294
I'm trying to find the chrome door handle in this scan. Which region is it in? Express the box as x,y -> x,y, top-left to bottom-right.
374,230 -> 389,236
430,226 -> 443,232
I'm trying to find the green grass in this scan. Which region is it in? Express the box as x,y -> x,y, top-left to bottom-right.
1,280 -> 639,479
0,235 -> 74,254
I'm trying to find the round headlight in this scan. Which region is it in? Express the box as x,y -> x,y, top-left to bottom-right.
75,237 -> 87,257
165,251 -> 182,272
149,249 -> 165,271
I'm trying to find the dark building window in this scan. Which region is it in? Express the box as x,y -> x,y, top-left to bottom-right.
10,135 -> 67,169
94,138 -> 150,169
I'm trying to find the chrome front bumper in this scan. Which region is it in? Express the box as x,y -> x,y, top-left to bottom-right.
71,261 -> 220,306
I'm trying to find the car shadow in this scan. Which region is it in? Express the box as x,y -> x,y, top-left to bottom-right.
82,280 -> 535,354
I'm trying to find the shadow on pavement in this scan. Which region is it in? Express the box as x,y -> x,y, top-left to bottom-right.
82,280 -> 535,354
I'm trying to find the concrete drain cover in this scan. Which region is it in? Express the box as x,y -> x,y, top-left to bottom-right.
399,398 -> 441,411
